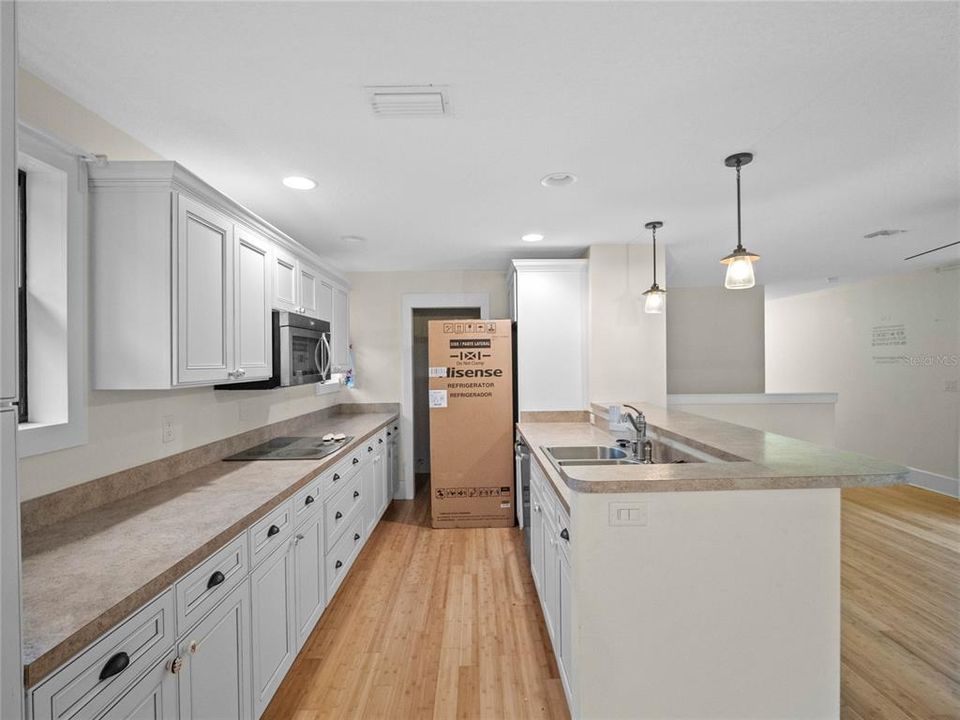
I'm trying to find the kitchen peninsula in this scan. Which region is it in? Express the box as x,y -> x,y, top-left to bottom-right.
516,403 -> 908,720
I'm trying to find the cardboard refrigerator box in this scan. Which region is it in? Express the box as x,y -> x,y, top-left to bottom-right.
428,319 -> 515,529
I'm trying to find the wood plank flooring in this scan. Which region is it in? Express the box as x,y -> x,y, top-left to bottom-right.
264,485 -> 958,720
841,486 -> 959,720
263,487 -> 568,720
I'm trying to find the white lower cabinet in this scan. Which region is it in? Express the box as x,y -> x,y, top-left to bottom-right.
292,512 -> 325,651
177,580 -> 251,720
250,542 -> 296,717
98,654 -> 179,720
28,425 -> 393,720
529,460 -> 574,710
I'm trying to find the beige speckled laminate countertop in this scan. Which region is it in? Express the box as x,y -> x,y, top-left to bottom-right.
21,411 -> 397,688
517,403 -> 908,512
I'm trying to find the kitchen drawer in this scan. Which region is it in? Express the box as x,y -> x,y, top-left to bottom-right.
30,590 -> 175,720
293,474 -> 324,523
324,472 -> 364,547
174,533 -> 247,635
324,515 -> 364,601
325,450 -> 362,497
249,499 -> 294,568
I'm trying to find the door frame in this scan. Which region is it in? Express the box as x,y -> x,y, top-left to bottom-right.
399,293 -> 489,500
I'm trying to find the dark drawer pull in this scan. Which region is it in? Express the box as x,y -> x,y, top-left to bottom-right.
207,570 -> 226,589
333,473 -> 341,481
304,495 -> 315,506
354,532 -> 360,542
353,490 -> 360,499
99,652 -> 130,681
335,511 -> 343,520
267,524 -> 280,537
560,528 -> 570,542
335,560 -> 343,569
352,459 -> 359,465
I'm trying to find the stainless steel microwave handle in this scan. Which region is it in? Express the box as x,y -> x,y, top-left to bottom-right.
313,335 -> 322,379
321,334 -> 332,378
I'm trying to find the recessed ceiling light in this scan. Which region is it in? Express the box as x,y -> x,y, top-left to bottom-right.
341,235 -> 366,243
522,233 -> 544,243
282,176 -> 317,190
540,172 -> 578,188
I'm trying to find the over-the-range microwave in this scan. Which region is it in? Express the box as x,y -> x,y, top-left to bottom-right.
216,310 -> 332,390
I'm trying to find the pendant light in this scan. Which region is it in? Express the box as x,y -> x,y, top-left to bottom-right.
720,152 -> 759,289
642,221 -> 666,314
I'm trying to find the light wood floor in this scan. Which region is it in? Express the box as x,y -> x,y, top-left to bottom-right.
264,485 -> 958,720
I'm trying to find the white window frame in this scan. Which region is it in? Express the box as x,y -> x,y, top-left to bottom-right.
16,124 -> 87,457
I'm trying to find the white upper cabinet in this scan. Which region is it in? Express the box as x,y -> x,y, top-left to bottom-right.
88,162 -> 348,389
272,246 -> 299,314
234,226 -> 273,381
176,196 -> 234,385
510,259 -> 588,412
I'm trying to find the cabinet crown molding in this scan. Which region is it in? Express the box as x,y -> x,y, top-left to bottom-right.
89,160 -> 349,289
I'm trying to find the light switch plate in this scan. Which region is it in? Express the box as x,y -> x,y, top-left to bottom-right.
609,501 -> 647,526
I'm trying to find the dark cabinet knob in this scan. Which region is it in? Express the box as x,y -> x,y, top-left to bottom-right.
353,490 -> 360,499
267,524 -> 280,537
560,528 -> 570,541
378,438 -> 383,445
335,511 -> 343,520
207,570 -> 225,589
334,473 -> 341,481
352,458 -> 359,465
354,533 -> 360,541
99,652 -> 130,681
387,432 -> 391,437
304,495 -> 315,506
368,446 -> 373,452
335,560 -> 343,569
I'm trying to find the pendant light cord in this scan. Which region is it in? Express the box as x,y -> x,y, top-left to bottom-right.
652,225 -> 657,286
735,160 -> 744,252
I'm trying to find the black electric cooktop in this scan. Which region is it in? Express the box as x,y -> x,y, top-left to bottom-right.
223,435 -> 355,461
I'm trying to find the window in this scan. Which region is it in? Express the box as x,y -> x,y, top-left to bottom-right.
15,126 -> 87,457
16,168 -> 26,424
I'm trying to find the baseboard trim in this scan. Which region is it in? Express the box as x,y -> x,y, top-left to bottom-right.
908,467 -> 959,499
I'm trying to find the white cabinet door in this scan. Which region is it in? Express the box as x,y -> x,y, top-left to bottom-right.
317,281 -> 333,323
97,655 -> 178,720
331,286 -> 350,371
177,580 -> 251,720
293,513 -> 325,652
250,542 -> 296,717
176,195 -> 234,384
361,445 -> 378,536
298,263 -> 320,318
559,549 -> 573,695
374,450 -> 386,520
541,514 -> 559,644
272,246 -> 299,313
233,226 -> 272,381
529,487 -> 544,595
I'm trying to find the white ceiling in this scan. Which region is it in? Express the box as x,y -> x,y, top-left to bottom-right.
18,1 -> 959,294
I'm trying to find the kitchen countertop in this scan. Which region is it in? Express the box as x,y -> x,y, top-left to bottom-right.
21,411 -> 397,688
516,402 -> 908,511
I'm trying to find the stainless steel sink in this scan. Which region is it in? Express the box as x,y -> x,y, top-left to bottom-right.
545,445 -> 629,461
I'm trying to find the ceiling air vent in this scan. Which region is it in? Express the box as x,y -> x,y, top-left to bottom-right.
366,85 -> 450,118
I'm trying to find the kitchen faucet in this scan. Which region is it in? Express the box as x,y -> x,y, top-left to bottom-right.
621,404 -> 652,463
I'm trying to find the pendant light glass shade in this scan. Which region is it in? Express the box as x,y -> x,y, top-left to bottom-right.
721,248 -> 759,290
643,220 -> 665,314
643,286 -> 666,313
721,152 -> 759,290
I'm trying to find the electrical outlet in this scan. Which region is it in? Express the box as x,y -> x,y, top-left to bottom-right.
161,415 -> 175,444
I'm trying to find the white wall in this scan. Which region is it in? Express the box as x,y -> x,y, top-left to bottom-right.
345,270 -> 508,404
17,69 -> 344,499
666,286 -> 765,394
588,245 -> 667,406
766,268 -> 960,482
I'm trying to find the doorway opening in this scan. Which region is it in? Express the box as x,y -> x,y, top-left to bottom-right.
411,307 -> 482,495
